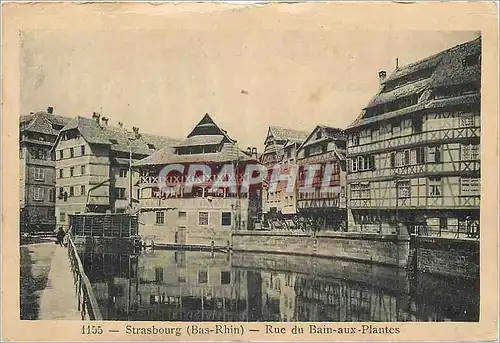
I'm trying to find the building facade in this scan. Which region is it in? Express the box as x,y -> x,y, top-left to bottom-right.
20,107 -> 70,233
260,126 -> 309,228
296,125 -> 347,231
53,113 -> 179,230
345,37 -> 481,238
134,113 -> 262,246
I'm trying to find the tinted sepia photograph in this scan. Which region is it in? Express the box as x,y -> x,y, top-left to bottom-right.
3,2 -> 499,342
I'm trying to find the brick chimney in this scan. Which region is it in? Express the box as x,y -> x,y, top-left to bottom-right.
92,112 -> 101,125
47,106 -> 54,114
379,71 -> 387,85
101,117 -> 109,126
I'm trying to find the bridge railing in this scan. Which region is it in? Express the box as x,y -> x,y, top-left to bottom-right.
67,234 -> 103,320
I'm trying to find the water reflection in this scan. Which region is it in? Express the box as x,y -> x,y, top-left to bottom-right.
78,249 -> 479,322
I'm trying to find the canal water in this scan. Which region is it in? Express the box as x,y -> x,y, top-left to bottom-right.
77,248 -> 479,322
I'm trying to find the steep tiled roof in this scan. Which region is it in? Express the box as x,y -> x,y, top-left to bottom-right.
348,37 -> 481,129
269,126 -> 309,143
134,143 -> 255,166
298,125 -> 346,152
175,135 -> 225,147
20,111 -> 71,136
57,116 -> 180,155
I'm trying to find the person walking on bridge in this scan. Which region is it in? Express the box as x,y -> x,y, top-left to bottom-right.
56,227 -> 65,247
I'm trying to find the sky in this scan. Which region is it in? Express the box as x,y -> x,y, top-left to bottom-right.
20,27 -> 479,151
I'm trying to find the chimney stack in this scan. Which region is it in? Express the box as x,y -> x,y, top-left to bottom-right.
251,147 -> 258,159
378,70 -> 387,85
118,122 -> 123,128
101,117 -> 109,126
47,106 -> 54,114
92,112 -> 101,125
132,126 -> 140,138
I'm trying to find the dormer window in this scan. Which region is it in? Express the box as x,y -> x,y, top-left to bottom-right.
462,53 -> 481,67
109,139 -> 118,144
316,131 -> 322,139
147,143 -> 156,149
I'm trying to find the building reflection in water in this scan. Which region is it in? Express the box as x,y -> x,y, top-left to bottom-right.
79,249 -> 479,322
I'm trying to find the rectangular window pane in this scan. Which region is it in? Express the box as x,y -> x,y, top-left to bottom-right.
199,212 -> 209,226
198,270 -> 208,284
221,212 -> 232,226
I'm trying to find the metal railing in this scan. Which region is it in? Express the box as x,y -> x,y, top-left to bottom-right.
67,234 -> 103,320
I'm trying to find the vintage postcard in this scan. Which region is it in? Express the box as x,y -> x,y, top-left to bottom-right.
2,1 -> 499,342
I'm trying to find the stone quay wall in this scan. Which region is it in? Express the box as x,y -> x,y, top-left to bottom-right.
231,231 -> 410,267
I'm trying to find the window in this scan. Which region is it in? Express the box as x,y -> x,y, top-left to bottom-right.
33,187 -> 44,201
415,147 -> 425,164
59,212 -> 66,222
198,212 -> 209,226
34,167 -> 45,181
351,158 -> 358,172
156,211 -> 165,225
69,186 -> 74,197
461,143 -> 480,161
115,188 -> 126,199
412,117 -> 423,133
397,180 -> 411,198
109,139 -> 118,144
221,271 -> 231,285
198,270 -> 208,284
351,135 -> 359,146
81,165 -> 86,175
462,53 -> 480,67
81,145 -> 85,155
360,183 -> 371,199
429,177 -> 442,197
221,212 -> 232,226
59,150 -> 63,160
59,169 -> 63,179
404,150 -> 410,166
390,152 -> 396,168
460,177 -> 480,195
155,268 -> 164,282
70,167 -> 74,177
147,143 -> 156,149
350,183 -> 360,199
309,145 -> 323,156
69,148 -> 74,158
460,113 -> 474,127
59,187 -> 64,197
178,211 -> 186,218
316,131 -> 322,139
119,169 -> 128,178
48,188 -> 56,202
81,185 -> 86,196
428,146 -> 441,163
35,149 -> 48,160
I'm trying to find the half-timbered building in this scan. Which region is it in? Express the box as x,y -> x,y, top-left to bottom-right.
134,114 -> 262,246
345,37 -> 481,238
296,125 -> 347,231
260,126 -> 309,228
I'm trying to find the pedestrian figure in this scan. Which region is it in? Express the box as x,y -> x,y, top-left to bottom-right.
56,227 -> 65,247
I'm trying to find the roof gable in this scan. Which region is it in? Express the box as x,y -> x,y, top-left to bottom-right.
348,37 -> 481,130
297,125 -> 346,154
